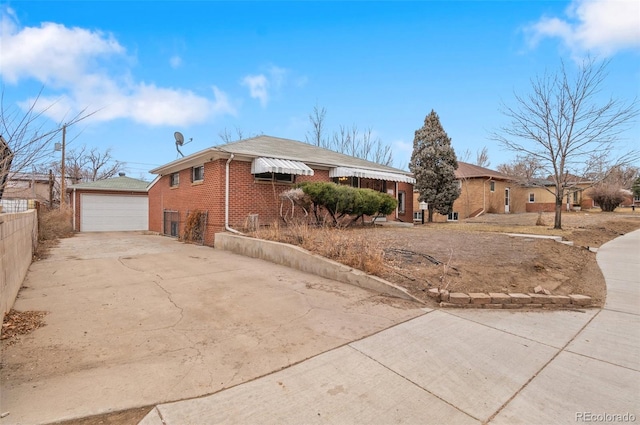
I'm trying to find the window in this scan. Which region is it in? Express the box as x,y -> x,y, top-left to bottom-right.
397,191 -> 406,214
447,212 -> 459,221
332,176 -> 359,187
192,165 -> 204,182
490,181 -> 495,192
170,172 -> 179,187
254,172 -> 295,183
413,211 -> 422,221
529,193 -> 535,203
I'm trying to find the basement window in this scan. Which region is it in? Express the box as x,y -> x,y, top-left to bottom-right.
447,212 -> 459,222
170,172 -> 179,187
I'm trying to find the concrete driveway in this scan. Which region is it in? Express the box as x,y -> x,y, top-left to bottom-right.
0,232 -> 425,425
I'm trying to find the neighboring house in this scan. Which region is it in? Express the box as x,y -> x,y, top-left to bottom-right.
148,135 -> 415,246
413,162 -> 512,222
69,173 -> 149,232
1,172 -> 62,212
0,172 -> 78,212
512,177 -> 593,212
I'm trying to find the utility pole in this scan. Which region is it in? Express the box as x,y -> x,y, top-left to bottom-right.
60,125 -> 66,208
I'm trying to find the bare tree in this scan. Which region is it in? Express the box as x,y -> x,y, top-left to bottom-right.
461,147 -> 491,168
496,154 -> 546,181
0,88 -> 96,201
86,147 -> 124,181
305,106 -> 395,167
493,58 -> 638,229
218,126 -> 245,144
305,104 -> 327,147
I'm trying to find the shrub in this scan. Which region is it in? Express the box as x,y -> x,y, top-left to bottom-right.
38,207 -> 73,241
299,182 -> 398,225
589,185 -> 626,212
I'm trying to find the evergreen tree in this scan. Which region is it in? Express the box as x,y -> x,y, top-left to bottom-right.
632,176 -> 640,199
409,110 -> 460,222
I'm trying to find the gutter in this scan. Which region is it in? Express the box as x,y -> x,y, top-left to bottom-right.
224,154 -> 243,235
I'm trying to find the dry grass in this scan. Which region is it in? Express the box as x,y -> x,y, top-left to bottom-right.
252,221 -> 386,276
38,208 -> 73,241
34,207 -> 73,259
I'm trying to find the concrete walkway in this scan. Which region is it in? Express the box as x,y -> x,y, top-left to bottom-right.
140,230 -> 640,425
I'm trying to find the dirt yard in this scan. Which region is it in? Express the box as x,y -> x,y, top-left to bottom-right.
252,210 -> 640,308
378,211 -> 640,306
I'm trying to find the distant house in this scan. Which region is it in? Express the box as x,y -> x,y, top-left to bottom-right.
148,135 -> 415,245
413,162 -> 512,222
69,173 -> 149,232
0,172 -> 75,212
512,176 -> 594,212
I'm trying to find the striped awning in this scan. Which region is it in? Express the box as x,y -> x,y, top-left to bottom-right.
251,157 -> 314,176
330,167 -> 415,184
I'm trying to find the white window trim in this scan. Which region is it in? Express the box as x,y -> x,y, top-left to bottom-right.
528,192 -> 535,203
447,211 -> 459,222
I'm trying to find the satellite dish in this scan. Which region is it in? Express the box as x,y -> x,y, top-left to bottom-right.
174,131 -> 185,146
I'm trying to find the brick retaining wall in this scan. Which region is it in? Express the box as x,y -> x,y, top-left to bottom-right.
428,289 -> 593,309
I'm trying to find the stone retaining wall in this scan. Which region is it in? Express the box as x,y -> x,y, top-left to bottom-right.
428,289 -> 593,309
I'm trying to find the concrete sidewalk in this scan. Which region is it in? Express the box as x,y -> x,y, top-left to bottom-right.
140,230 -> 640,425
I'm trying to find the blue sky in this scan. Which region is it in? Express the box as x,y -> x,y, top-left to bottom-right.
1,0 -> 638,179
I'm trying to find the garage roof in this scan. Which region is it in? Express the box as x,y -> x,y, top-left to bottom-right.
70,175 -> 149,192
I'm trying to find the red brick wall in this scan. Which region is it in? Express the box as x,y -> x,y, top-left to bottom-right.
72,190 -> 147,232
148,160 -> 226,245
148,157 -> 414,245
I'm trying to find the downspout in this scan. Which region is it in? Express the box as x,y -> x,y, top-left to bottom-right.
395,181 -> 398,220
481,177 -> 492,217
225,154 -> 243,235
72,187 -> 76,231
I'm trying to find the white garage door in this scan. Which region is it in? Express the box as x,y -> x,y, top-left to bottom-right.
81,194 -> 148,232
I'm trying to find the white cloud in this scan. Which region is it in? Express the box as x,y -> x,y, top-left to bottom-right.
169,55 -> 182,69
241,65 -> 303,107
0,8 -> 235,126
528,0 -> 640,56
242,74 -> 269,107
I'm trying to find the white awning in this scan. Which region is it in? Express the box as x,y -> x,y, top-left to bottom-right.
251,157 -> 314,176
330,167 -> 415,184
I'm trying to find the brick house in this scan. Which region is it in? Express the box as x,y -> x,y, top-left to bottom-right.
512,178 -> 593,212
148,135 -> 415,246
413,162 -> 512,222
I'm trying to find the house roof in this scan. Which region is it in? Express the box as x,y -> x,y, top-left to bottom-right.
69,175 -> 149,192
150,135 -> 414,181
455,162 -> 510,180
8,172 -> 51,182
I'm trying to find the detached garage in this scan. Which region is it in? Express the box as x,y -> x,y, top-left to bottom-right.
70,174 -> 149,232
